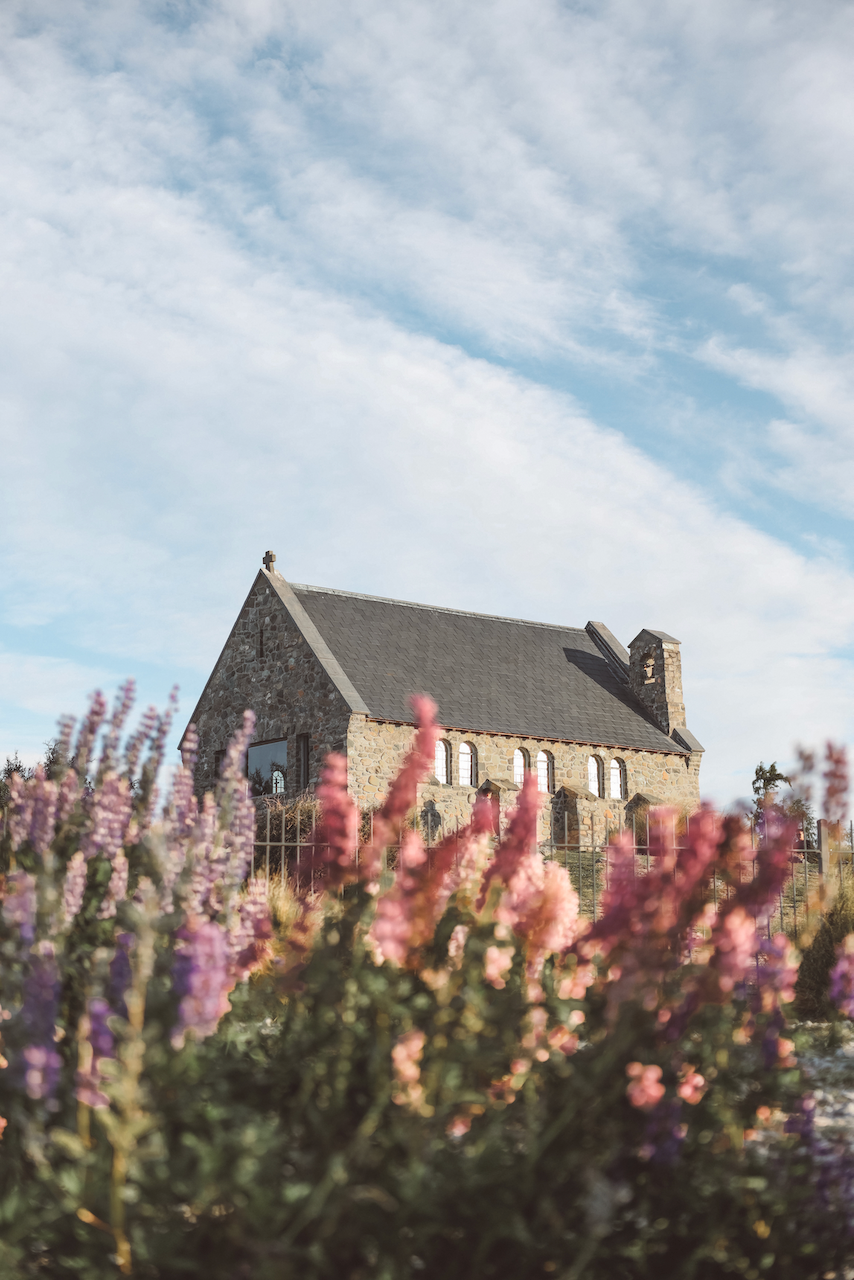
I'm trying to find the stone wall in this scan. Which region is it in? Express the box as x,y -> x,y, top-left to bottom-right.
629,630 -> 687,735
187,572 -> 351,796
346,715 -> 702,846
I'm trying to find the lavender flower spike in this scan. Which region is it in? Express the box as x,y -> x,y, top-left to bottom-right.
61,852 -> 88,928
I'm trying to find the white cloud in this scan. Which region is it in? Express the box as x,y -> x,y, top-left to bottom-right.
2,0 -> 854,804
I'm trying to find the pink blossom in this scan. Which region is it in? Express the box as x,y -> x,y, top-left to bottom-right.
123,705 -> 159,778
484,945 -> 514,990
56,771 -> 78,823
711,906 -> 756,994
626,1062 -> 665,1110
447,924 -> 469,968
391,1028 -> 426,1109
72,690 -> 108,783
360,696 -> 439,881
477,772 -> 541,920
296,753 -> 360,893
27,768 -> 59,858
97,680 -> 136,778
23,1045 -> 62,1101
757,933 -> 800,1011
521,861 -> 580,985
677,1067 -> 707,1105
370,829 -> 428,965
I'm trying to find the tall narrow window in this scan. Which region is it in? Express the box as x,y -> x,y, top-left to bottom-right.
537,751 -> 554,794
610,758 -> 627,800
258,626 -> 264,662
513,748 -> 529,787
297,734 -> 310,791
272,770 -> 284,794
434,739 -> 450,785
588,754 -> 604,798
459,742 -> 476,787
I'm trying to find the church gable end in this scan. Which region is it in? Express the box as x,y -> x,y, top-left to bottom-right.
187,569 -> 352,797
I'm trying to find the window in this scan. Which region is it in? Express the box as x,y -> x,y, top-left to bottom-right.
271,770 -> 284,794
247,739 -> 288,797
610,758 -> 627,800
297,734 -> 310,791
214,749 -> 225,780
459,742 -> 476,787
434,739 -> 450,785
513,748 -> 529,787
258,626 -> 264,662
588,754 -> 604,798
537,750 -> 554,794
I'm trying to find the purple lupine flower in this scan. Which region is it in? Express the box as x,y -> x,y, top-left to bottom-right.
61,852 -> 87,927
181,724 -> 199,773
184,794 -> 219,917
171,918 -> 233,1048
75,997 -> 114,1109
756,932 -> 799,1012
7,772 -> 34,853
23,1045 -> 62,1101
73,691 -> 108,783
124,705 -> 158,779
57,770 -> 79,823
4,871 -> 37,942
80,774 -> 133,863
27,767 -> 59,858
109,933 -> 134,1017
143,687 -> 179,821
97,680 -> 136,778
227,879 -> 272,983
97,852 -> 129,920
830,934 -> 854,1018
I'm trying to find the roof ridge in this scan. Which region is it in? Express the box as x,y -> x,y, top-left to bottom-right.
290,582 -> 588,634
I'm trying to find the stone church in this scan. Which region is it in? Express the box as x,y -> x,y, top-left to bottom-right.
183,553 -> 704,848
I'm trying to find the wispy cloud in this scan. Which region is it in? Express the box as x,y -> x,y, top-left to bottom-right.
2,0 -> 854,802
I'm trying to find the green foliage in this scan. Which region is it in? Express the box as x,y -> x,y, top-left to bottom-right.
795,881 -> 854,1020
752,762 -> 791,806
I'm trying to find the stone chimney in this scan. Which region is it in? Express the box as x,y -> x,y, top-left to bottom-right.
628,629 -> 686,736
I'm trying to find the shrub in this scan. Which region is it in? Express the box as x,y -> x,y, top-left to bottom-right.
795,881 -> 854,1020
0,687 -> 851,1278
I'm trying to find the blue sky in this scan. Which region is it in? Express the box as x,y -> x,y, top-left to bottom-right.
3,0 -> 854,804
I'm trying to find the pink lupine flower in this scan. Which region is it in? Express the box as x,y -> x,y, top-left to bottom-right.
97,853 -> 129,920
360,696 -> 439,882
370,829 -> 429,965
484,944 -> 514,990
4,871 -> 37,942
677,1066 -> 707,1105
296,753 -> 360,893
391,1028 -> 426,1109
171,918 -> 233,1048
626,1062 -> 665,1110
757,933 -> 800,1011
447,924 -> 469,968
80,774 -> 133,863
711,906 -> 757,994
521,861 -> 580,987
61,852 -> 87,928
477,772 -> 541,920
830,934 -> 854,1019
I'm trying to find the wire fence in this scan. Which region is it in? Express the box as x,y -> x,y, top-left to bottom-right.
252,798 -> 854,932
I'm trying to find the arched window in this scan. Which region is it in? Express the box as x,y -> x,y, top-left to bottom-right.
610,758 -> 627,800
271,769 -> 284,794
537,750 -> 554,794
459,742 -> 476,788
588,754 -> 604,798
513,748 -> 529,787
434,739 -> 450,785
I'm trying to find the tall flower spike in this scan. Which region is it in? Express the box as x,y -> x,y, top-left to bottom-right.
476,771 -> 541,920
97,680 -> 136,779
72,690 -> 108,783
123,705 -> 159,780
823,742 -> 849,829
360,696 -> 439,881
28,767 -> 59,859
80,774 -> 134,863
61,852 -> 88,928
295,753 -> 360,893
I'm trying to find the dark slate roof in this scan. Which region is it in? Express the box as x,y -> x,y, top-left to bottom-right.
290,584 -> 685,755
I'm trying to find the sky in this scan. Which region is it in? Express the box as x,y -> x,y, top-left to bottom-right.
2,0 -> 854,806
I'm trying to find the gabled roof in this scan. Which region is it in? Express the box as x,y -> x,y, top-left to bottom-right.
271,573 -> 686,756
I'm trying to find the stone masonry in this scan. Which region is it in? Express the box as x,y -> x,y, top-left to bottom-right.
185,556 -> 703,848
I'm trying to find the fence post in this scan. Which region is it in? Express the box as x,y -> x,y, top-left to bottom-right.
818,819 -> 831,879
